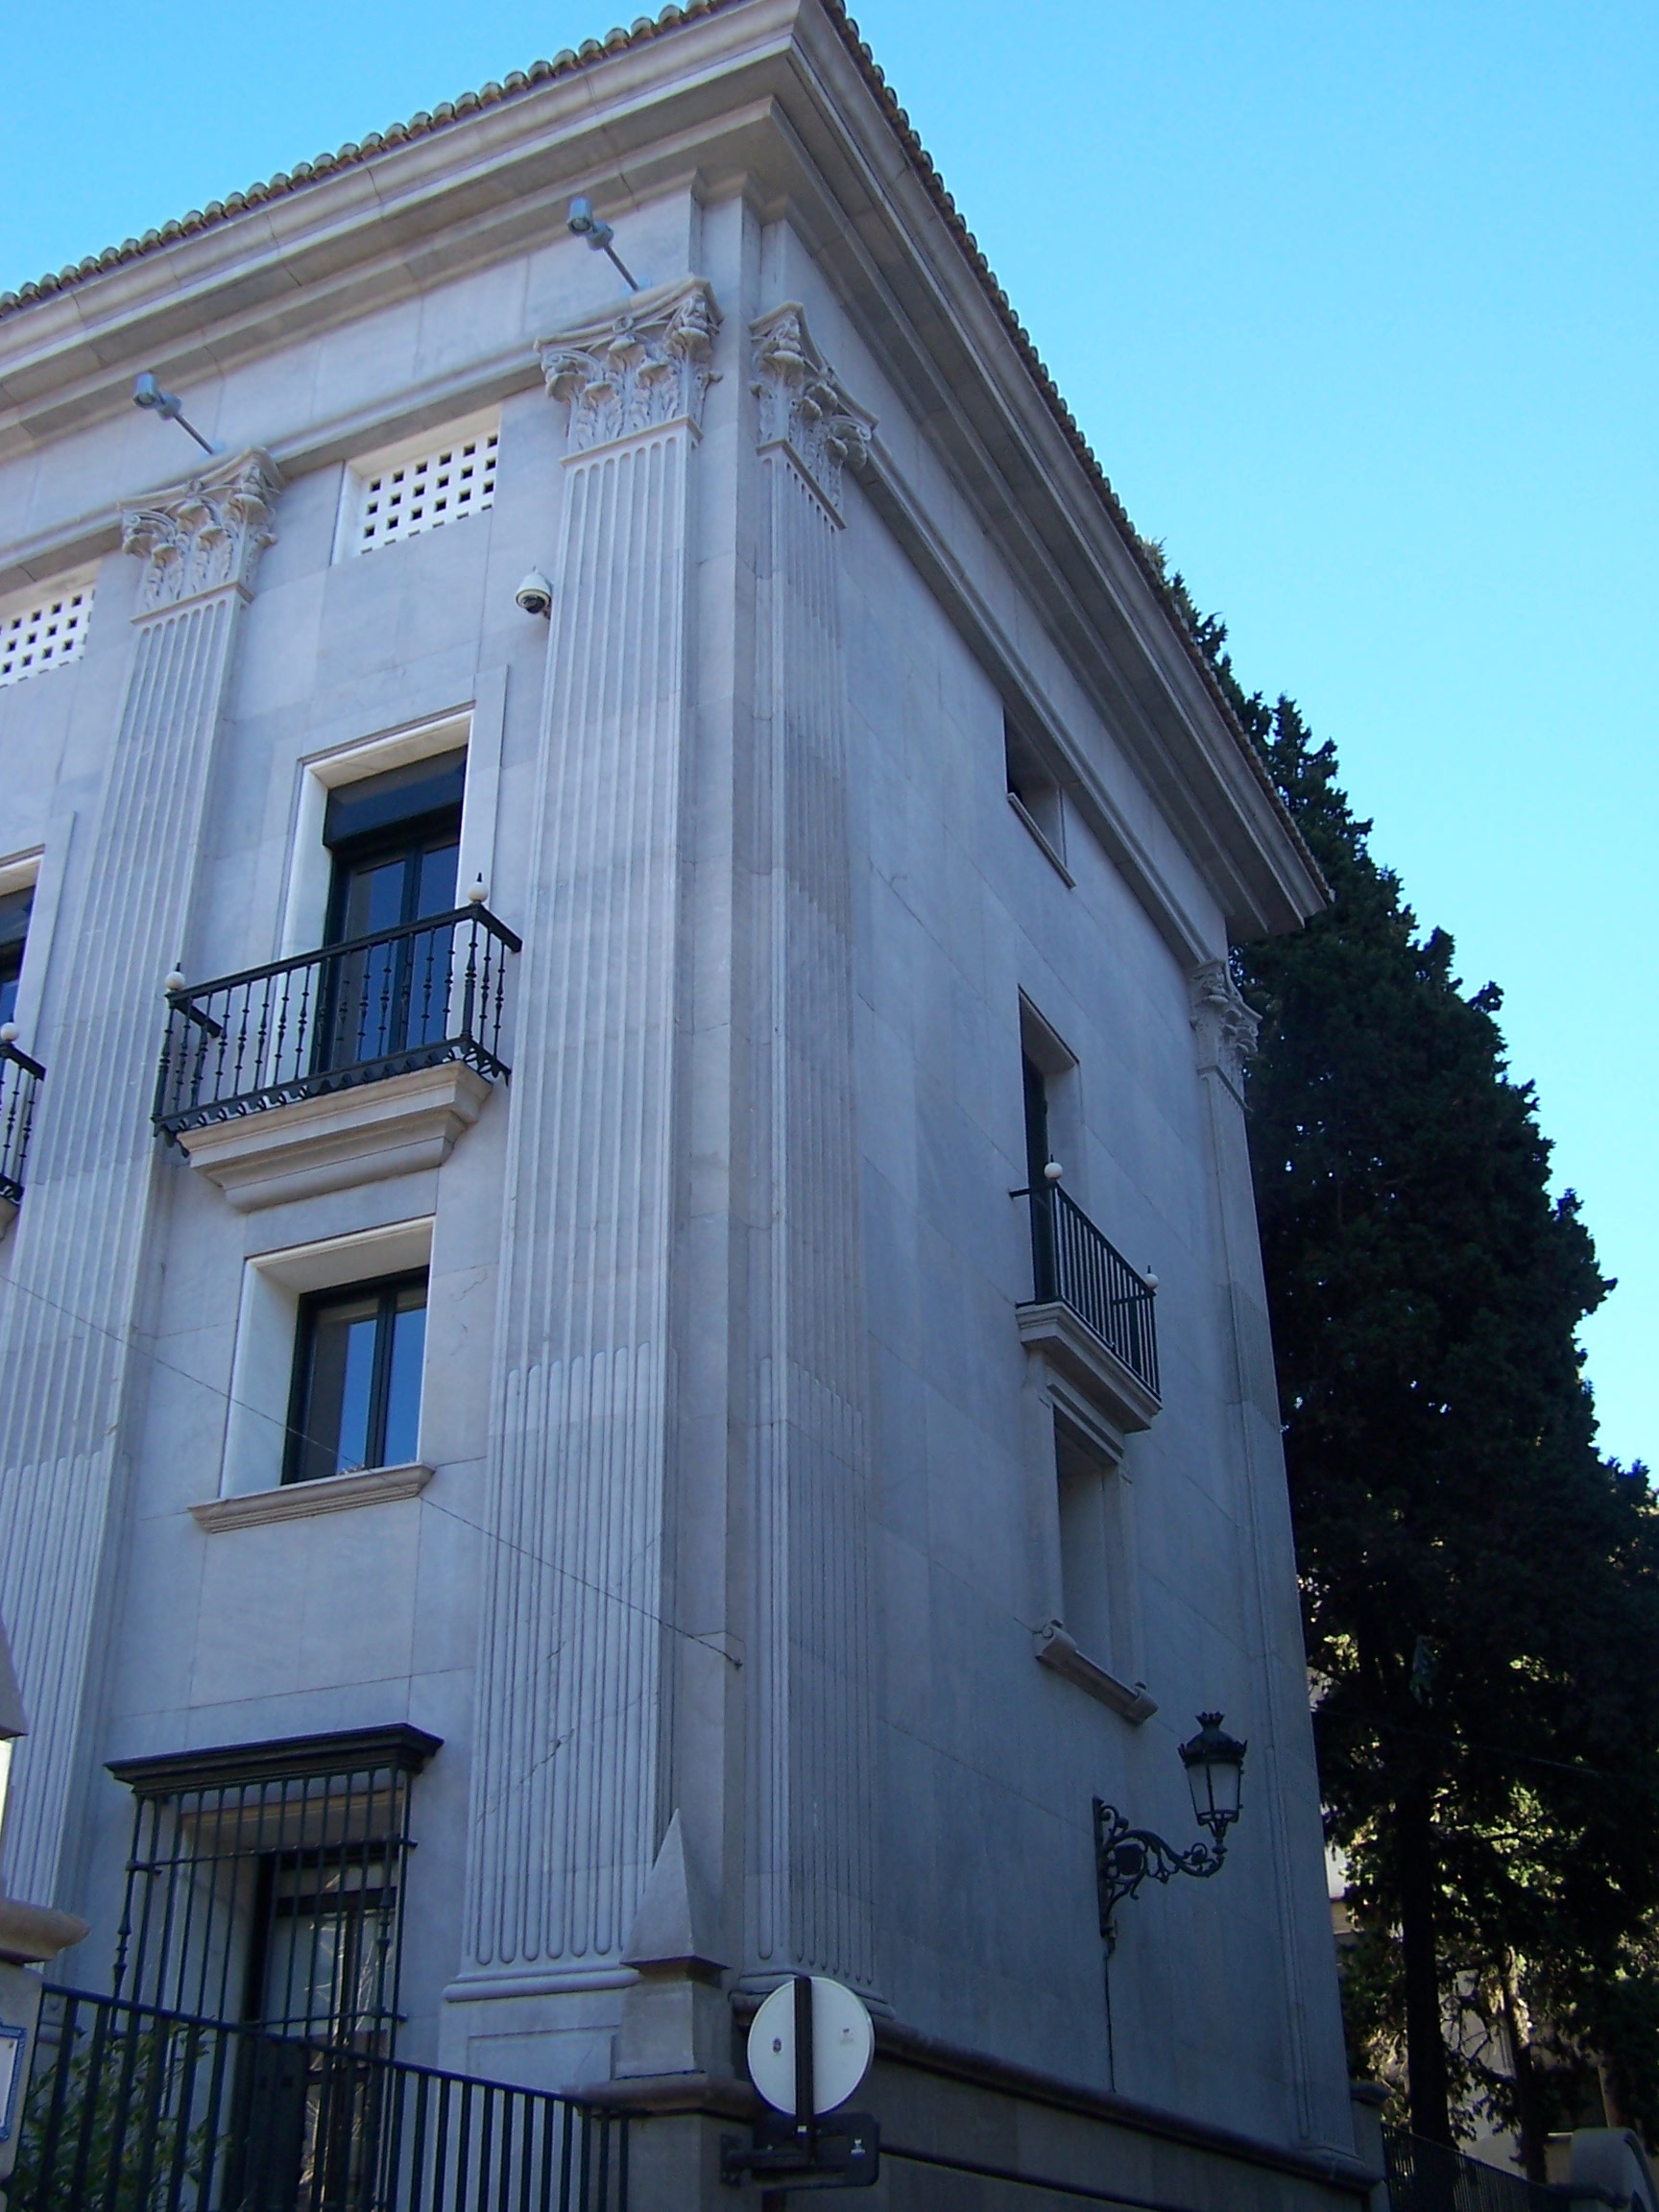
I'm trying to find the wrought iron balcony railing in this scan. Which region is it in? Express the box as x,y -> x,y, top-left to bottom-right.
12,1985 -> 628,2212
1022,1181 -> 1160,1403
153,905 -> 520,1139
1,1034 -> 44,1208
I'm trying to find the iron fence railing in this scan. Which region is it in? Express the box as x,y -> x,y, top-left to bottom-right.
1022,1183 -> 1160,1402
12,1986 -> 627,2212
1382,2126 -> 1567,2212
1,1034 -> 44,1207
153,907 -> 519,1139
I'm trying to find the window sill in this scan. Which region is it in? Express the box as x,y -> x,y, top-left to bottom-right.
1006,791 -> 1073,886
1033,1621 -> 1156,1723
189,1462 -> 433,1532
174,1058 -> 493,1213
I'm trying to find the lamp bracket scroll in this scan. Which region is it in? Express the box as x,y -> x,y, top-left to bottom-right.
1094,1711 -> 1246,1954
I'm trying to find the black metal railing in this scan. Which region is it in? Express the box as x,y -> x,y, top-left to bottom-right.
13,1986 -> 627,2212
153,907 -> 520,1139
1022,1182 -> 1160,1402
1,1034 -> 44,1207
1383,2127 -> 1567,2212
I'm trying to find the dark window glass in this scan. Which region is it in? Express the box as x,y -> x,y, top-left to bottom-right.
0,886 -> 33,1032
285,1272 -> 427,1485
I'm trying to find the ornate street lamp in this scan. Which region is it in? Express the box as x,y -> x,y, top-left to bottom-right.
1094,1713 -> 1247,1952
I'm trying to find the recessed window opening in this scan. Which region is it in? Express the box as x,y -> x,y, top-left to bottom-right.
285,1270 -> 427,1486
0,886 -> 32,1030
0,579 -> 93,688
1004,710 -> 1068,875
1055,1416 -> 1125,1674
315,750 -> 466,1076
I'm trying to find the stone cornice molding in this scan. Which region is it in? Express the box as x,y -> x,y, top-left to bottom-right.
537,277 -> 719,455
121,449 -> 281,614
751,301 -> 876,521
1190,958 -> 1261,1098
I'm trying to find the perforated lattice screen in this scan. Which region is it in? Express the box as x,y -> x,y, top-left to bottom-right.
0,585 -> 93,688
350,432 -> 498,554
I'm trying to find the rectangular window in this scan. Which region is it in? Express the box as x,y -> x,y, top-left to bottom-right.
0,580 -> 93,688
343,425 -> 498,557
1055,1417 -> 1124,1672
0,886 -> 32,1031
1004,711 -> 1070,878
284,1272 -> 427,1486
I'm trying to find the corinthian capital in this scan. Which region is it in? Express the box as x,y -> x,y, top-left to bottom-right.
751,302 -> 876,519
122,450 -> 282,614
1190,958 -> 1261,1096
537,277 -> 720,454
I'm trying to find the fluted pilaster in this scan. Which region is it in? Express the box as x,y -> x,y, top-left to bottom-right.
747,304 -> 878,1989
459,282 -> 718,1981
0,452 -> 279,1907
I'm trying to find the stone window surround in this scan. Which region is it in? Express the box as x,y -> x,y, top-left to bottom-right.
276,694 -> 502,962
205,1214 -> 434,1520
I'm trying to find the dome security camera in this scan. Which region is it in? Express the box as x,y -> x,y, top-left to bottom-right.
515,569 -> 553,618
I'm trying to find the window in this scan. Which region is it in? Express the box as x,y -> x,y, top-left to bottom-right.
0,886 -> 31,1031
317,751 -> 464,1073
284,1272 -> 427,1486
0,579 -> 93,688
1055,1417 -> 1126,1673
1004,711 -> 1070,878
341,421 -> 498,557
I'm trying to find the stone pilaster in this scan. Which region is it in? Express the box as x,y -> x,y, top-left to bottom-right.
458,281 -> 718,1991
746,304 -> 878,1991
1187,955 -> 1350,2148
0,452 -> 279,1908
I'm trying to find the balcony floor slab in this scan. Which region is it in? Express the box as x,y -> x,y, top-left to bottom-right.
173,1057 -> 494,1211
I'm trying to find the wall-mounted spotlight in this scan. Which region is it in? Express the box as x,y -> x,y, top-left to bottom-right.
132,373 -> 218,457
1093,1712 -> 1247,1953
515,570 -> 553,618
566,197 -> 640,294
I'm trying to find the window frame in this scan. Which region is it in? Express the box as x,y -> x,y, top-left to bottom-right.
283,1267 -> 429,1488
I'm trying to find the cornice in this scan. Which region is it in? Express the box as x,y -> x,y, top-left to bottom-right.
0,0 -> 1320,941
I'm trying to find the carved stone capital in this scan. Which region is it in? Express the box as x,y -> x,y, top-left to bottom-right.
122,450 -> 281,614
751,302 -> 876,519
537,277 -> 720,454
1190,958 -> 1261,1095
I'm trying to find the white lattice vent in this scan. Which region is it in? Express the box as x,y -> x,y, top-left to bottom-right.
349,425 -> 499,556
0,582 -> 94,689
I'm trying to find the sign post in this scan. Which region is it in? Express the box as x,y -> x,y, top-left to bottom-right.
722,1974 -> 879,2198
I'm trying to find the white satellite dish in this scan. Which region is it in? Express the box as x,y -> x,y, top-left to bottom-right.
748,1976 -> 875,2118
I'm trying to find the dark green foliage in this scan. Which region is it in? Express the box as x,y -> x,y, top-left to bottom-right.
1169,574 -> 1659,2164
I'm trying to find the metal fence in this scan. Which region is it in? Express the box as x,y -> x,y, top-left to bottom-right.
153,907 -> 519,1139
1383,2126 -> 1566,2212
1025,1182 -> 1160,1401
0,1033 -> 43,1206
12,1987 -> 626,2212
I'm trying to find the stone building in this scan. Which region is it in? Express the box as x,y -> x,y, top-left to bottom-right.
0,2 -> 1371,2203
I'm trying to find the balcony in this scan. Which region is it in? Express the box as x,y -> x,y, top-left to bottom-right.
1018,1181 -> 1161,1438
153,905 -> 519,1211
0,1034 -> 44,1231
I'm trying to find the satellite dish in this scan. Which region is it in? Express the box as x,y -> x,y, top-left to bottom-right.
748,1977 -> 875,2117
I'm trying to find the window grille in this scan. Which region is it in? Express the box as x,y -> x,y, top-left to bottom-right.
108,1726 -> 440,2047
0,583 -> 93,688
349,432 -> 498,555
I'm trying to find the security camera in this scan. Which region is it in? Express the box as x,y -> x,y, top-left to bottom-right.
515,569 -> 553,618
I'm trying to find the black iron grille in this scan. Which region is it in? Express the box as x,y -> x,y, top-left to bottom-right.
0,1034 -> 44,1206
152,906 -> 519,1139
1023,1182 -> 1160,1402
108,1729 -> 440,2050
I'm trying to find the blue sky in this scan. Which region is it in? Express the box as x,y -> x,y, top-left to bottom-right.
3,2 -> 1653,1464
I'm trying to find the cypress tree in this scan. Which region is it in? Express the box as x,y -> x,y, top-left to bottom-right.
1166,577 -> 1659,2161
